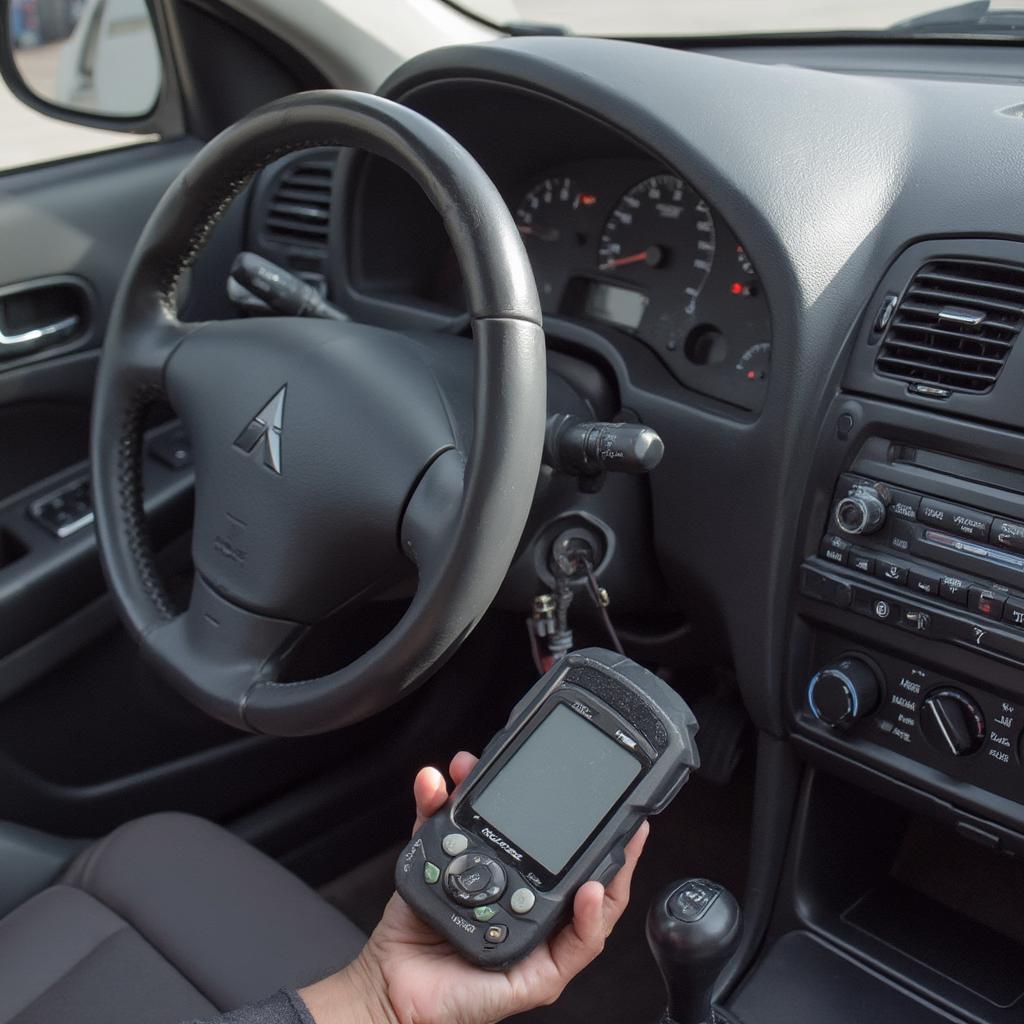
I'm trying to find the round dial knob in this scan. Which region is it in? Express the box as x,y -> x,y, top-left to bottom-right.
808,656 -> 881,727
835,487 -> 887,536
921,688 -> 985,757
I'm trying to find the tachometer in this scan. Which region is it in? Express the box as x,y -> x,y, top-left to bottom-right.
514,176 -> 595,303
597,174 -> 715,316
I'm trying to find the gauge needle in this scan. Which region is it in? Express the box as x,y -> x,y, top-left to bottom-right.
600,245 -> 664,270
518,224 -> 560,242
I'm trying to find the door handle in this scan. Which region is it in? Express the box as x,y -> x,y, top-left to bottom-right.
0,314 -> 80,347
0,275 -> 92,363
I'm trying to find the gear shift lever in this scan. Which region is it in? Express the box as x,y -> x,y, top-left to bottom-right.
646,878 -> 741,1024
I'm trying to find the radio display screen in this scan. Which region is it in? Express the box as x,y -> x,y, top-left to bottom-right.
470,704 -> 641,874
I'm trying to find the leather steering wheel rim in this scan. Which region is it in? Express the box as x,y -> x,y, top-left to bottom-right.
90,91 -> 545,736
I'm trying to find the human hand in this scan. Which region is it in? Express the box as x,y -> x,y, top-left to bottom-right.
300,751 -> 649,1024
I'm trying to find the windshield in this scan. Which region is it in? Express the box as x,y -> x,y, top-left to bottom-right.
460,0 -> 1024,38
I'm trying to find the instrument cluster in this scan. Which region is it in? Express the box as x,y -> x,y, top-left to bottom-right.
511,159 -> 772,413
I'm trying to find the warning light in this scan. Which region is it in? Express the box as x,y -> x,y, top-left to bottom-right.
579,193 -> 598,206
746,370 -> 757,380
730,281 -> 746,296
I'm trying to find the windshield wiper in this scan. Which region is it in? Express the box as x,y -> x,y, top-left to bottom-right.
891,0 -> 1024,34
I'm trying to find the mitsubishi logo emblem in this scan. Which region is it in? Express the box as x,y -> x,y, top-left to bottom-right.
233,386 -> 285,474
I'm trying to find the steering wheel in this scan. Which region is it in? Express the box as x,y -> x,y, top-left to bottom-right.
90,92 -> 545,737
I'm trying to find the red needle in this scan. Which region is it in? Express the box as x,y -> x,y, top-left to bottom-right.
601,250 -> 650,270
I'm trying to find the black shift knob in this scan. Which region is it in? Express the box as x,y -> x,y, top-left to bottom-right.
646,878 -> 742,1024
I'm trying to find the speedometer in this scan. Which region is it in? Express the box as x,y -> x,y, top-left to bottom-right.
597,174 -> 715,317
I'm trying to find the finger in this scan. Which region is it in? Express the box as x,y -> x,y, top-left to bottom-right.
546,880 -> 607,983
448,750 -> 478,788
412,766 -> 447,834
602,820 -> 650,929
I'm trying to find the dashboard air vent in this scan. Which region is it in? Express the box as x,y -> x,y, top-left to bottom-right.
874,259 -> 1024,394
263,157 -> 336,250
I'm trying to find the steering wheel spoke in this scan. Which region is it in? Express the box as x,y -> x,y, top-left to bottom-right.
401,448 -> 466,580
143,576 -> 304,730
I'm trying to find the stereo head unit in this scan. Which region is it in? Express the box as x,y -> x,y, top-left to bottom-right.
806,470 -> 1024,665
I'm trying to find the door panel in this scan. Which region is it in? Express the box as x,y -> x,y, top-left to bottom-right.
0,138 -> 283,839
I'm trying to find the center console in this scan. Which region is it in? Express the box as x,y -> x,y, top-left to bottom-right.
799,454 -> 1024,808
791,239 -> 1024,843
754,238 -> 1024,1024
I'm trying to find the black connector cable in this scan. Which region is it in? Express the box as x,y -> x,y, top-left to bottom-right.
581,557 -> 624,655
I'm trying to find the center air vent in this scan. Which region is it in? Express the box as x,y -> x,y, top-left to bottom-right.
262,156 -> 336,251
875,258 -> 1024,394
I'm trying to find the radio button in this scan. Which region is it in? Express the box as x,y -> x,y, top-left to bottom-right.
820,535 -> 849,566
875,558 -> 908,586
484,924 -> 508,944
899,608 -> 932,633
510,887 -> 536,914
939,575 -> 970,605
442,833 -> 469,856
889,520 -> 914,553
887,488 -> 921,522
919,499 -> 992,541
992,518 -> 1024,554
908,568 -> 941,596
473,905 -> 499,922
969,587 -> 1006,620
849,549 -> 876,575
1004,599 -> 1024,628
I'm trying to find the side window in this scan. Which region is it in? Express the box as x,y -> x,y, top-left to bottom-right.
4,0 -> 161,174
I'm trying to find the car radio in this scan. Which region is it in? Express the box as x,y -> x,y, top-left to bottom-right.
801,472 -> 1024,666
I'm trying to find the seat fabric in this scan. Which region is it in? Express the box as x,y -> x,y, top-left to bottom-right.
0,813 -> 366,1024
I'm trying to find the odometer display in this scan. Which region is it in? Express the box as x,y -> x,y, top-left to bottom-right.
584,281 -> 649,330
597,174 -> 716,318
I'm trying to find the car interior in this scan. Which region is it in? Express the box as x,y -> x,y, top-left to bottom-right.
3,1 -> 1024,1021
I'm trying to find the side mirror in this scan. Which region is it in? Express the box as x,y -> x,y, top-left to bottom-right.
2,0 -> 181,131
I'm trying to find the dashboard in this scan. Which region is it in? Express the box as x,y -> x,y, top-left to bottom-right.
251,36 -> 1024,849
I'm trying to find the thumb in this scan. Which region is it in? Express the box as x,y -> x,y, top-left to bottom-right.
412,766 -> 448,834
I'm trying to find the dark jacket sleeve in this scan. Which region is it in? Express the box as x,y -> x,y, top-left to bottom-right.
184,990 -> 317,1024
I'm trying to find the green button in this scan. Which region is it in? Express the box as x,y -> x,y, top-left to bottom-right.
473,904 -> 498,922
423,862 -> 441,885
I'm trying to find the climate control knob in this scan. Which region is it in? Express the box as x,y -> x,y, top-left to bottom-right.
808,656 -> 881,727
921,688 -> 985,757
834,486 -> 887,536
